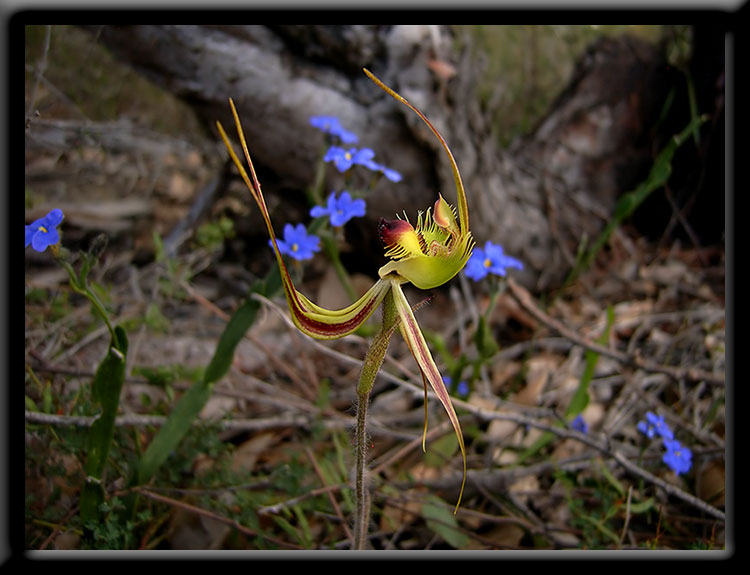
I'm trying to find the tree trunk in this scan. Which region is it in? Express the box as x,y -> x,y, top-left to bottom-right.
82,25 -> 675,291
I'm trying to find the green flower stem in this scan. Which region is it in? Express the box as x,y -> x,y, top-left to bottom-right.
484,274 -> 505,319
57,256 -> 116,342
353,289 -> 399,549
306,149 -> 328,206
322,235 -> 357,302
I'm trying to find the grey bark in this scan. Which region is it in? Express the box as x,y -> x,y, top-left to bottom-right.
81,25 -> 669,291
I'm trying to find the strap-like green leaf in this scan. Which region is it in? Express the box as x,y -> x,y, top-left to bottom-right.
80,325 -> 128,527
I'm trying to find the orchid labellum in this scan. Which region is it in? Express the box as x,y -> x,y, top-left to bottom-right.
216,68 -> 474,512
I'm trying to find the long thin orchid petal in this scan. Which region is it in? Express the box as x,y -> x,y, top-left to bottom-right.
390,280 -> 466,512
363,69 -> 469,236
217,101 -> 386,339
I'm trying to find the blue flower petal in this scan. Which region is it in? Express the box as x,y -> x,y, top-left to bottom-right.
353,148 -> 375,164
310,115 -> 359,144
465,248 -> 489,281
43,208 -> 64,227
571,414 -> 588,434
662,439 -> 692,475
310,191 -> 366,227
26,209 -> 64,252
456,381 -> 470,397
31,226 -> 59,252
337,128 -> 358,145
310,205 -> 329,218
272,222 -> 320,261
465,241 -> 523,280
382,167 -> 402,182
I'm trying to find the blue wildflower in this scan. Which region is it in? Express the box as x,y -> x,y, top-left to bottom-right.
662,438 -> 692,476
637,412 -> 674,440
457,380 -> 470,397
465,240 -> 523,281
310,191 -> 366,227
310,115 -> 358,144
443,376 -> 469,398
25,209 -> 64,252
324,146 -> 376,173
571,414 -> 588,434
270,223 -> 321,261
364,159 -> 402,182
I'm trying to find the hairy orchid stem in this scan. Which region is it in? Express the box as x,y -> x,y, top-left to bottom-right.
353,289 -> 399,549
353,389 -> 371,550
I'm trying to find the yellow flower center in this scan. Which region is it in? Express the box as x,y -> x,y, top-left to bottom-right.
483,258 -> 492,268
39,225 -> 48,233
345,152 -> 352,160
292,243 -> 299,252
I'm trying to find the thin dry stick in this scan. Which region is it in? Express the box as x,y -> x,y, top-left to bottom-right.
24,409 -> 417,442
506,278 -> 725,385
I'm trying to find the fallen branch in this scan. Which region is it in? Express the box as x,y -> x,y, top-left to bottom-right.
23,409 -> 415,442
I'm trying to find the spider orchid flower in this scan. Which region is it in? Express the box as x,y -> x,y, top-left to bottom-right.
216,68 -> 474,511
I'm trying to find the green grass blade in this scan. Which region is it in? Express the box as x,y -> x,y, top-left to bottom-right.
132,371 -> 216,486
133,271 -> 280,486
421,495 -> 470,549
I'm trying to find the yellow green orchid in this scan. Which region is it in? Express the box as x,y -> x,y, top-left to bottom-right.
216,68 -> 474,512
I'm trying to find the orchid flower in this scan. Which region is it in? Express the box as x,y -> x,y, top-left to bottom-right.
216,68 -> 474,512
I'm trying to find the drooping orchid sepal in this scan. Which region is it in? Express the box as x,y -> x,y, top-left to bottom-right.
216,100 -> 388,340
389,278 -> 467,512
